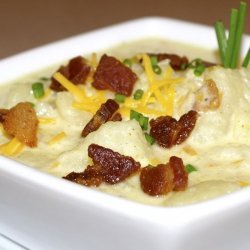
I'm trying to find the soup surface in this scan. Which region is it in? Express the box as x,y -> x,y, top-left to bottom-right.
0,38 -> 249,206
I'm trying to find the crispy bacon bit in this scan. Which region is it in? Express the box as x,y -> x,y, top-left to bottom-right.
81,99 -> 119,137
149,53 -> 189,70
150,110 -> 198,148
110,112 -> 122,121
169,156 -> 188,191
63,165 -> 102,187
92,54 -> 138,96
88,144 -> 141,184
64,144 -> 141,186
140,156 -> 188,196
194,79 -> 221,112
0,109 -> 9,123
50,56 -> 91,91
2,102 -> 38,147
140,164 -> 174,196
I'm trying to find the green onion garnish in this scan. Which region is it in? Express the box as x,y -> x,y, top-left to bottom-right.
130,110 -> 149,131
194,64 -> 206,76
215,1 -> 248,68
242,47 -> 250,67
188,58 -> 206,76
153,65 -> 162,74
114,93 -> 126,103
130,109 -> 141,120
144,133 -> 155,145
32,82 -> 45,99
133,89 -> 144,100
231,1 -> 247,68
150,55 -> 162,74
215,21 -> 227,65
224,9 -> 239,68
123,58 -> 132,68
185,164 -> 198,173
150,55 -> 158,66
139,116 -> 149,130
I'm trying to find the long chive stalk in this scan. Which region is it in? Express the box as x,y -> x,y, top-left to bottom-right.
242,47 -> 250,67
230,2 -> 247,68
224,9 -> 238,68
215,21 -> 227,65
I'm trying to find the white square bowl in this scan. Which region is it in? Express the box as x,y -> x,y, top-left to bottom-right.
0,17 -> 250,250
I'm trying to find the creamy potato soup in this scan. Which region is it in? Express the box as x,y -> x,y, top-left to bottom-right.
0,38 -> 249,206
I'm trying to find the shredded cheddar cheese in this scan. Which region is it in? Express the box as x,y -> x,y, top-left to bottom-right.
48,132 -> 66,145
0,124 -> 3,135
39,117 -> 56,124
40,88 -> 52,100
117,54 -> 183,117
53,53 -> 184,119
0,137 -> 24,156
53,72 -> 86,102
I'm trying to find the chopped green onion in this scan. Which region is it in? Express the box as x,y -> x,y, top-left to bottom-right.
185,164 -> 198,173
123,58 -> 132,68
215,21 -> 227,65
231,1 -> 247,68
130,110 -> 141,120
144,133 -> 155,145
188,59 -> 206,76
133,89 -> 144,100
130,110 -> 149,130
242,47 -> 250,67
224,8 -> 239,68
150,55 -> 158,66
153,65 -> 162,74
188,58 -> 202,68
194,64 -> 206,76
139,115 -> 149,130
114,93 -> 126,103
32,82 -> 45,99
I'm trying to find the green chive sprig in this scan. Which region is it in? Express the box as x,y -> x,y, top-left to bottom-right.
215,1 -> 248,68
242,47 -> 250,67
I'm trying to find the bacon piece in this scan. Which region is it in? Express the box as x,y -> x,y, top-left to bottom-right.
63,144 -> 141,186
92,54 -> 138,96
140,156 -> 188,196
149,53 -> 189,70
169,156 -> 188,191
150,110 -> 198,148
0,109 -> 9,123
81,99 -> 119,137
140,164 -> 174,196
2,102 -> 38,147
110,112 -> 122,121
63,165 -> 102,187
88,144 -> 141,184
50,56 -> 91,92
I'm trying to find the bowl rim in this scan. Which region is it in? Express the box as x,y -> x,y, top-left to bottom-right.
0,16 -> 250,227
